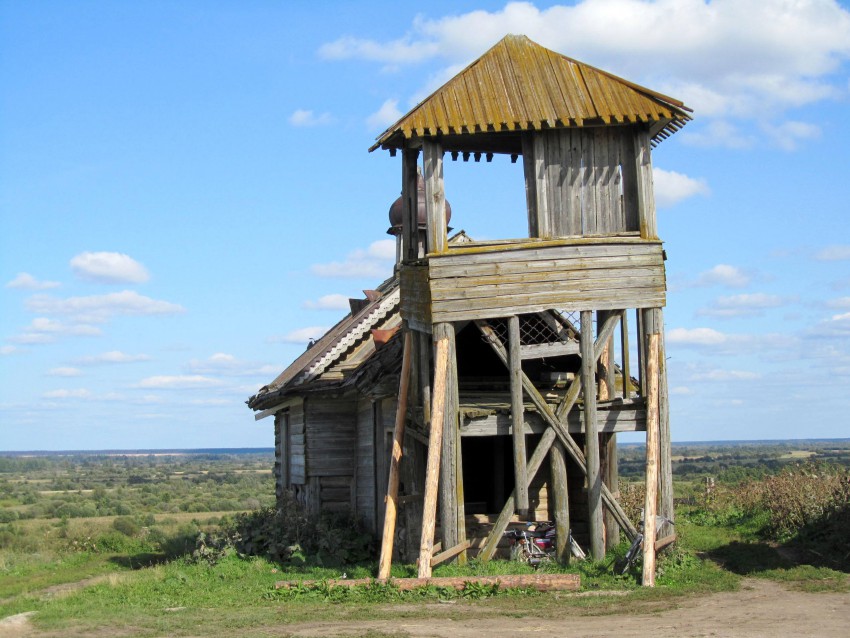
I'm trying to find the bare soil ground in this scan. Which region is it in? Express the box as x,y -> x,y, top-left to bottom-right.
1,578 -> 848,637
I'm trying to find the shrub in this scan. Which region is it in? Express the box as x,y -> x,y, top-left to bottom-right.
112,516 -> 141,537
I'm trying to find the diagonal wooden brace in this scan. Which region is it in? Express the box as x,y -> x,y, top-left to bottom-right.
476,319 -> 637,541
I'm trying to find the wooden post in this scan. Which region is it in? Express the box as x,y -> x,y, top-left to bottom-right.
658,317 -> 674,536
603,433 -> 620,551
581,310 -> 604,561
436,323 -> 461,557
417,331 -> 431,426
401,148 -> 420,261
423,140 -> 447,254
634,130 -> 657,240
377,331 -> 412,579
418,337 -> 449,578
509,315 -> 529,516
642,330 -> 661,587
596,310 -> 614,401
620,310 -> 631,399
549,440 -> 570,564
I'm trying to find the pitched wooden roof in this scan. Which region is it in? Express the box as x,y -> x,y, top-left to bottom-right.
371,34 -> 691,152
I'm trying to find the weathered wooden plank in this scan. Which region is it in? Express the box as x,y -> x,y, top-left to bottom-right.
581,310 -> 604,561
519,341 -> 580,359
418,337 -> 449,579
424,140 -> 447,254
275,573 -> 580,592
429,266 -> 663,291
643,330 -> 661,587
430,239 -> 662,267
621,133 -> 639,232
378,331 -> 412,579
635,130 -> 657,240
436,323 -> 460,555
429,540 -> 471,568
402,148 -> 420,261
430,274 -> 667,302
429,253 -> 663,279
532,131 -> 552,239
509,316 -> 529,516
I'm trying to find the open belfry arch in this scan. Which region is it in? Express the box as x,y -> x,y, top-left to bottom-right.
373,35 -> 691,584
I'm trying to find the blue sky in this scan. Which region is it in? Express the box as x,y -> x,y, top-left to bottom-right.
2,0 -> 849,450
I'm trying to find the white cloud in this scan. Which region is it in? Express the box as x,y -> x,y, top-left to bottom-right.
47,367 -> 83,377
327,1 -> 850,148
186,353 -> 278,377
367,99 -> 404,130
697,293 -> 788,318
670,386 -> 694,395
652,168 -> 710,208
667,327 -> 728,346
43,388 -> 90,399
695,264 -> 752,288
9,317 -> 102,344
310,239 -> 396,278
5,273 -> 61,290
678,119 -> 756,149
303,294 -> 351,310
135,375 -> 223,389
75,351 -> 151,365
761,120 -> 821,151
289,109 -> 334,127
269,326 -> 330,345
26,290 -> 185,323
0,345 -> 18,356
815,245 -> 850,261
70,252 -> 149,284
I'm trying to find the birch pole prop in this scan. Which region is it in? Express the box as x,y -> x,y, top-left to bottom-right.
377,331 -> 413,580
417,337 -> 449,578
642,331 -> 661,587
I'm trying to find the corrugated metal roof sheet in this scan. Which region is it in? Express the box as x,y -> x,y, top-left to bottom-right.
371,35 -> 691,152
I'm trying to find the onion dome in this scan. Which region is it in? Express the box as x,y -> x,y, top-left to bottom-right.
388,173 -> 452,231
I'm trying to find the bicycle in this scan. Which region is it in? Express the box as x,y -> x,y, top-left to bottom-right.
504,522 -> 586,567
616,515 -> 674,574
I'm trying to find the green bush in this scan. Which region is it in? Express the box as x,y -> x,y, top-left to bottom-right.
112,516 -> 141,537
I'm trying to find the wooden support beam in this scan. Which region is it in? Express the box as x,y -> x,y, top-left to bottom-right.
476,320 -> 638,542
635,130 -> 658,240
658,321 -> 674,537
401,148 -> 420,261
549,440 -> 570,564
423,140 -> 447,254
430,540 -> 471,568
620,309 -> 631,399
643,330 -> 661,587
378,331 -> 413,580
597,311 -> 614,401
604,432 -> 620,551
581,310 -> 605,561
435,323 -> 463,562
418,337 -> 449,578
509,315 -> 529,516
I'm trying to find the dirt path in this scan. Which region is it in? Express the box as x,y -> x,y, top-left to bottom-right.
282,579 -> 850,638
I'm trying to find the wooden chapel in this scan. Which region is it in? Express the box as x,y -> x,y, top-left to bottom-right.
373,35 -> 691,585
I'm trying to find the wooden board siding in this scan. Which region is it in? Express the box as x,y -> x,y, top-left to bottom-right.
460,402 -> 646,437
356,397 -> 377,532
289,400 -> 306,485
400,238 -> 665,325
399,263 -> 432,329
305,397 -> 357,477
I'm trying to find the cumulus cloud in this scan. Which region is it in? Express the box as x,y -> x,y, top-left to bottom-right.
75,351 -> 151,365
135,375 -> 223,389
289,109 -> 334,127
695,264 -> 752,288
761,120 -> 821,151
0,346 -> 18,356
303,294 -> 351,310
5,273 -> 61,290
826,297 -> 850,309
367,99 -> 404,130
268,326 -> 330,345
70,252 -> 149,284
697,293 -> 789,318
26,290 -> 185,323
310,239 -> 396,278
653,168 -> 710,208
325,1 -> 850,148
815,245 -> 850,261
